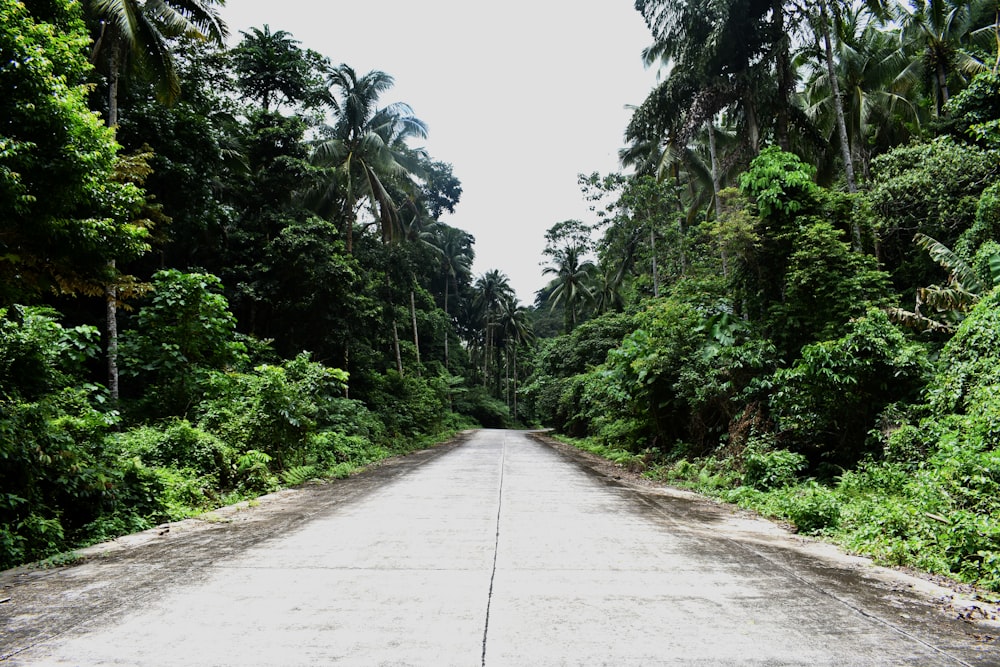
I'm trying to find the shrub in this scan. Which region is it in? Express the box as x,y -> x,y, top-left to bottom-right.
112,421 -> 230,481
309,430 -> 385,467
743,445 -> 807,491
234,450 -> 277,493
366,370 -> 448,437
772,482 -> 841,534
196,353 -> 347,468
455,386 -> 510,429
120,270 -> 247,416
770,309 -> 929,467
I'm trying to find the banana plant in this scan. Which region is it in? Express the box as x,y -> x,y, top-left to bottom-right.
888,233 -> 1000,332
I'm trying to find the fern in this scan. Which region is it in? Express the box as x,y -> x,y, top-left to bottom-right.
236,449 -> 271,472
281,465 -> 318,487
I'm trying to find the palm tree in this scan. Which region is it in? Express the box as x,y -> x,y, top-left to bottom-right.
817,0 -> 862,197
428,225 -> 474,370
632,0 -> 792,158
801,7 -> 923,179
894,0 -> 997,115
87,0 -> 226,401
593,263 -> 627,315
472,270 -> 514,390
542,246 -> 596,333
310,65 -> 428,253
89,0 -> 227,129
496,295 -> 534,420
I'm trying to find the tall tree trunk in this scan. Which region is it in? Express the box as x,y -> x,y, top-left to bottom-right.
937,59 -> 950,115
818,0 -> 862,250
483,322 -> 491,388
708,122 -> 729,279
106,41 -> 122,401
392,319 -> 403,376
410,288 -> 421,374
345,215 -> 354,254
504,348 -> 510,411
343,343 -> 350,399
745,95 -> 761,155
107,41 -> 121,129
650,227 -> 660,298
773,0 -> 791,151
443,280 -> 450,370
106,263 -> 119,402
512,348 -> 518,422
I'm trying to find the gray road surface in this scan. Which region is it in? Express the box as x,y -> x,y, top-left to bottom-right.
1,429 -> 997,665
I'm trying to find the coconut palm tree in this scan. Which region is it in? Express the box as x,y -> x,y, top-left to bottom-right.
89,0 -> 227,128
894,0 -> 998,115
496,295 -> 534,420
800,4 -> 922,184
428,224 -> 474,369
310,65 -> 428,253
87,0 -> 226,401
542,246 -> 596,333
472,270 -> 514,390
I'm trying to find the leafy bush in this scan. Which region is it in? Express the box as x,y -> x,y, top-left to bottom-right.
866,137 -> 1000,294
739,146 -> 820,219
121,270 -> 247,416
770,309 -> 930,467
600,298 -> 706,449
365,370 -> 448,438
454,386 -> 510,429
925,288 -> 1000,416
0,309 -> 118,568
112,421 -> 230,480
769,482 -> 841,534
308,430 -> 386,467
196,353 -> 348,468
234,450 -> 277,493
742,444 -> 806,491
0,307 -> 102,398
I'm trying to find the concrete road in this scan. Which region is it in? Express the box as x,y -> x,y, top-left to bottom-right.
1,430 -> 997,665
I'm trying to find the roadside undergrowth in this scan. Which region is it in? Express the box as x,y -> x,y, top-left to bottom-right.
553,433 -> 1000,597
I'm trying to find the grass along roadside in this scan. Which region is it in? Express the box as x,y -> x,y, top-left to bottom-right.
550,433 -> 1000,599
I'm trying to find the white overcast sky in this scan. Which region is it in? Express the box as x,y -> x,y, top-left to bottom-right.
220,0 -> 659,302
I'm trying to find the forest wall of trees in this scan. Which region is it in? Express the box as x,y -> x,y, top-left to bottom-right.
521,0 -> 1000,592
0,0 -> 527,569
4,0 -> 1000,595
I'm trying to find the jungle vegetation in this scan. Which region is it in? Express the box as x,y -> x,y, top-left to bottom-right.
2,0 -> 1000,594
523,0 -> 1000,592
0,0 -> 525,568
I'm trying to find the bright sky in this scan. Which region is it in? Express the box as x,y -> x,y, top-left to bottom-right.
220,0 -> 659,303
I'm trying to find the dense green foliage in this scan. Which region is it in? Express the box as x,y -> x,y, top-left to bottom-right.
0,0 -> 523,569
0,0 -> 148,302
523,0 -> 1000,591
2,0 -> 1000,595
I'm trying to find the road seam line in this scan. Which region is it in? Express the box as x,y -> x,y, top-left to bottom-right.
481,434 -> 507,667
